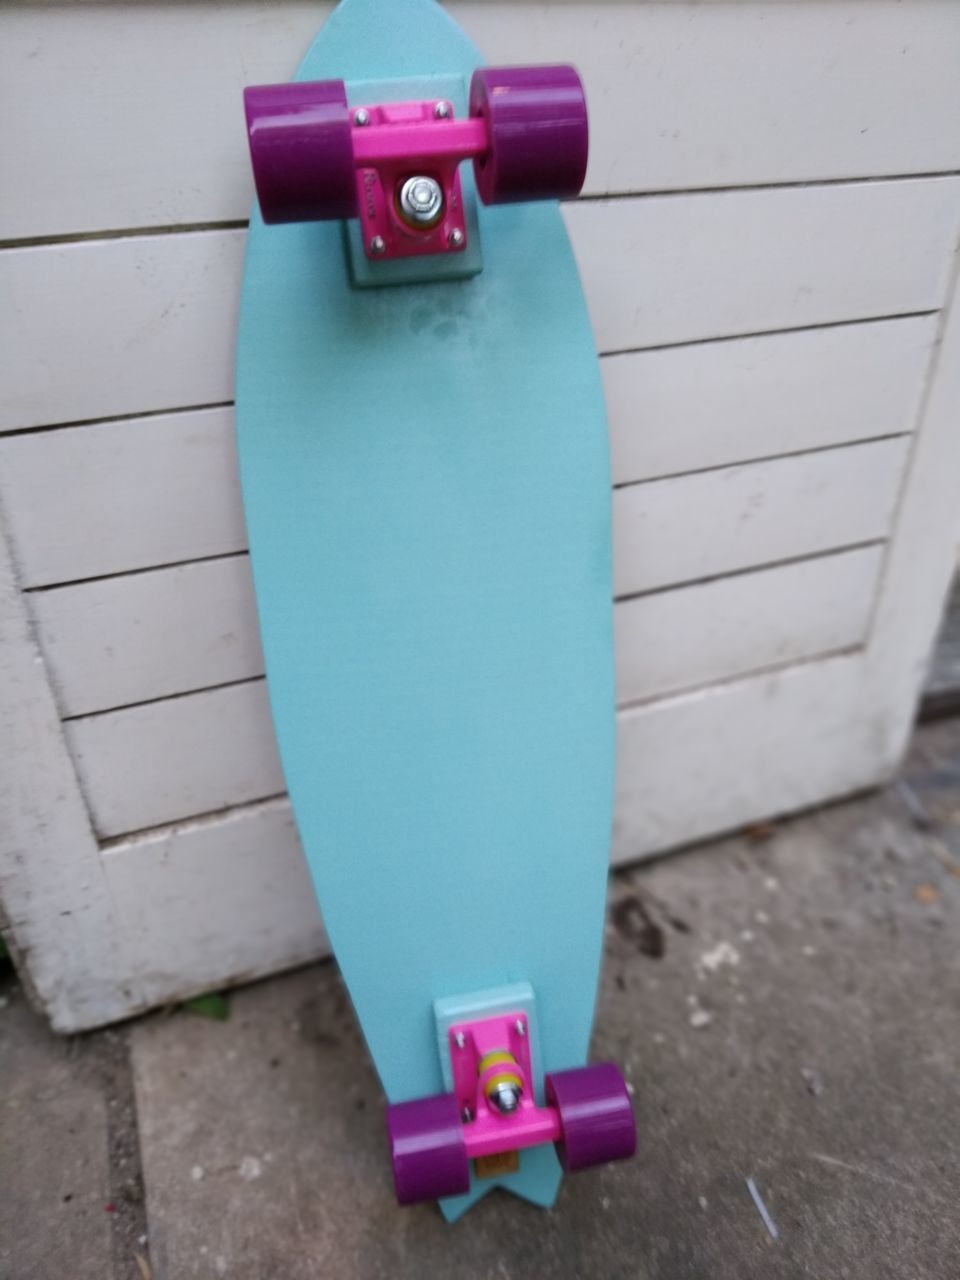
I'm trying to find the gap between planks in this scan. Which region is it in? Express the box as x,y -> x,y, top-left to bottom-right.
599,310 -> 940,361
22,549 -> 251,596
59,590 -> 876,729
2,169 -> 960,252
613,540 -> 886,604
611,434 -> 909,492
32,534 -> 888,617
0,310 -> 937,440
89,638 -> 871,850
97,792 -> 291,853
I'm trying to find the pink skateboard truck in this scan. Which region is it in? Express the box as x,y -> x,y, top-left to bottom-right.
243,65 -> 589,262
386,1010 -> 636,1206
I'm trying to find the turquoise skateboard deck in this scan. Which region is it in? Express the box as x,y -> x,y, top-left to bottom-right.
236,0 -> 624,1220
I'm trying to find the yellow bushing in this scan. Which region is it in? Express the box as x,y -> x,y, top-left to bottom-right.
478,1050 -> 523,1100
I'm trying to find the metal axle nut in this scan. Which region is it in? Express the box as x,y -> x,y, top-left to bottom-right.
398,175 -> 445,227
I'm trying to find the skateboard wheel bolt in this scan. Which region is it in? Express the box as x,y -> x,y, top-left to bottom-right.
353,107 -> 371,127
448,228 -> 465,249
489,1082 -> 522,1115
399,175 -> 444,227
370,235 -> 387,255
434,101 -> 452,119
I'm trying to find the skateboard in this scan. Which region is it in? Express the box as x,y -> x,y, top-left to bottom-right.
235,0 -> 636,1220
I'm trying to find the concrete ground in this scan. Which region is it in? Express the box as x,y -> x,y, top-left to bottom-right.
3,720 -> 960,1280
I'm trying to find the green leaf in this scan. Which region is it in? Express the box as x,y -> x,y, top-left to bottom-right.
182,992 -> 230,1021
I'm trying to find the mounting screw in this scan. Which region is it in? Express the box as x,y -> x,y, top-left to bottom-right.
515,1019 -> 526,1036
454,1031 -> 466,1049
354,108 -> 371,127
434,101 -> 452,120
370,235 -> 386,256
448,228 -> 465,249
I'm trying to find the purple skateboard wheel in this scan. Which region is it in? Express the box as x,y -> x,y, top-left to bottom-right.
470,64 -> 589,206
387,1092 -> 470,1205
545,1062 -> 637,1171
244,79 -> 357,224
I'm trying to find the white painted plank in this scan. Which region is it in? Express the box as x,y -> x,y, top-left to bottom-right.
612,650 -> 889,860
0,408 -> 246,588
0,232 -> 245,432
0,511 -> 133,1032
65,681 -> 287,839
613,438 -> 908,598
101,800 -> 327,1011
606,315 -> 935,485
614,547 -> 882,706
0,316 -> 931,589
32,543 -> 880,720
31,555 -> 264,718
94,647 -> 898,1019
2,178 -> 958,433
4,3 -> 960,238
568,179 -> 960,355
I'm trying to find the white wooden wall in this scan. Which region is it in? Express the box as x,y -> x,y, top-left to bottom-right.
2,1 -> 960,1031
